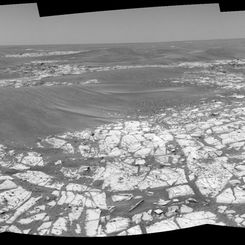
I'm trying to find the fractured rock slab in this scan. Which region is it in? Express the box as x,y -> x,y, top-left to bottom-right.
167,185 -> 194,199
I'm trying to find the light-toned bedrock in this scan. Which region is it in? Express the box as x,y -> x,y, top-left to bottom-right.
145,211 -> 224,233
0,184 -> 109,236
0,186 -> 32,216
220,129 -> 245,145
193,158 -> 234,197
167,185 -> 194,199
175,211 -> 225,228
146,218 -> 179,233
53,184 -> 108,210
13,171 -> 64,190
0,179 -> 17,190
0,149 -> 46,170
6,196 -> 42,224
20,152 -> 45,167
39,120 -> 175,161
216,186 -> 245,204
43,137 -> 74,154
1,99 -> 245,236
100,161 -> 188,191
104,217 -> 131,234
85,209 -> 101,236
117,225 -> 143,236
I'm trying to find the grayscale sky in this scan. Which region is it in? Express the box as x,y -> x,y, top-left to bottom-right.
1,3 -> 245,45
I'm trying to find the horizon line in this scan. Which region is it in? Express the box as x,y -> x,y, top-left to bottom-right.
1,37 -> 245,47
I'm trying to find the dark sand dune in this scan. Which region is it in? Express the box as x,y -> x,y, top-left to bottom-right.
0,85 -> 127,146
0,81 -> 217,147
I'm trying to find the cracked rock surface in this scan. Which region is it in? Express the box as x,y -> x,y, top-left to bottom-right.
2,98 -> 245,236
